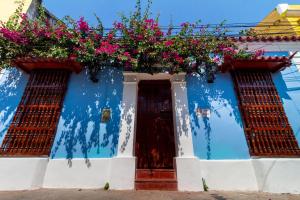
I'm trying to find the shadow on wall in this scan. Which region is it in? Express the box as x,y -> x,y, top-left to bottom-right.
273,64 -> 300,145
0,68 -> 29,145
186,73 -> 250,160
50,67 -> 123,165
266,51 -> 300,145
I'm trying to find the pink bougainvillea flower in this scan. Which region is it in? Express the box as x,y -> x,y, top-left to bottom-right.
96,41 -> 119,55
162,52 -> 170,59
175,56 -> 184,64
123,52 -> 131,58
180,22 -> 189,27
77,17 -> 90,33
144,19 -> 155,24
164,40 -> 174,47
0,28 -> 28,44
222,47 -> 235,54
191,39 -> 199,45
155,30 -> 163,37
107,33 -> 114,41
114,22 -> 124,29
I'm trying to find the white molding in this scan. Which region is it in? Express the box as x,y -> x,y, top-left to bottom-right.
119,72 -> 194,158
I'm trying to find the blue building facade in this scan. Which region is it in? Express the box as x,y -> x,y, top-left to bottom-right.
1,51 -> 300,160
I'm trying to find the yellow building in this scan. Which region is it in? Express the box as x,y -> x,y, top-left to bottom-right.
254,4 -> 300,36
0,0 -> 38,22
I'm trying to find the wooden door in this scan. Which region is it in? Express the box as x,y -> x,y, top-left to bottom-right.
135,80 -> 176,169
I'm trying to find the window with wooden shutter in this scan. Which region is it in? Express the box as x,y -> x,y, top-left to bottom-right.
232,70 -> 300,157
0,69 -> 70,156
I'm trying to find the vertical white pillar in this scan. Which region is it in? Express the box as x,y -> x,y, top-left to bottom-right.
171,73 -> 194,157
117,73 -> 138,157
110,73 -> 137,190
171,73 -> 203,191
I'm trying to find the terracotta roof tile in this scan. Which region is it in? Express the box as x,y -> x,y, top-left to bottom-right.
13,57 -> 83,73
229,36 -> 300,42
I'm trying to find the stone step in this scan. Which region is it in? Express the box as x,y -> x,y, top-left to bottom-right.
135,179 -> 178,191
136,169 -> 176,180
135,169 -> 177,191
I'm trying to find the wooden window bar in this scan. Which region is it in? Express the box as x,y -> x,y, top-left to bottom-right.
232,70 -> 300,157
0,69 -> 70,156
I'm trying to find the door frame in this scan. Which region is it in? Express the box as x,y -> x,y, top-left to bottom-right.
117,71 -> 195,158
123,72 -> 186,159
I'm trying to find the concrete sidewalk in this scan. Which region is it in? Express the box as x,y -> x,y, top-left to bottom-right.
0,189 -> 299,200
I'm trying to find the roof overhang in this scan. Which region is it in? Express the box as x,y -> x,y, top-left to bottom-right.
13,57 -> 83,73
220,56 -> 292,73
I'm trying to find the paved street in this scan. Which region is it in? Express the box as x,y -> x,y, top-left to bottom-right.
0,189 -> 299,200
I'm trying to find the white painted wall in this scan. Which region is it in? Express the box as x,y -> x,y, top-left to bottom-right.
252,158 -> 300,194
0,158 -> 48,191
43,157 -> 136,190
109,157 -> 136,190
43,158 -> 110,189
176,157 -> 203,191
177,158 -> 300,193
0,157 -> 299,193
200,160 -> 258,191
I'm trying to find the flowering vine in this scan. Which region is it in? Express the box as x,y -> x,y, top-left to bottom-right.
0,0 -> 265,82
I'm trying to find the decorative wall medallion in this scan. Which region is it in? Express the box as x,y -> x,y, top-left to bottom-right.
196,108 -> 211,118
101,108 -> 111,122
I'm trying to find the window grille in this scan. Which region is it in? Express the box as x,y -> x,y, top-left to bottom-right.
0,70 -> 70,156
232,71 -> 300,157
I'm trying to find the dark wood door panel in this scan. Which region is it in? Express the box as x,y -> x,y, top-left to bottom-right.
136,80 -> 176,169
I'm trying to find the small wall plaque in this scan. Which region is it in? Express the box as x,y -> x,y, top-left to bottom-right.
101,108 -> 111,122
196,108 -> 211,118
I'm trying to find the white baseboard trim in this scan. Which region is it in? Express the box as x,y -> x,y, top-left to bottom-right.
176,157 -> 300,194
43,157 -> 136,190
43,158 -> 111,189
0,157 -> 299,194
252,158 -> 300,194
0,158 -> 48,191
109,156 -> 136,190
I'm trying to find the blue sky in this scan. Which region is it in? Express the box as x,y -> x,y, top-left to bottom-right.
43,0 -> 300,27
